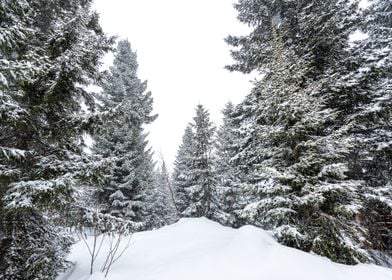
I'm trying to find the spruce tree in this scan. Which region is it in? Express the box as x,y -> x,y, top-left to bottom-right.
94,39 -> 158,228
150,161 -> 178,227
159,159 -> 179,217
222,92 -> 264,228
173,105 -> 220,219
0,0 -> 112,278
339,0 -> 392,263
214,102 -> 243,226
172,125 -> 196,214
225,0 -> 391,264
188,105 -> 217,218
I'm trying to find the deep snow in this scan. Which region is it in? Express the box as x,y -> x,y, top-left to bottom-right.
59,217 -> 392,280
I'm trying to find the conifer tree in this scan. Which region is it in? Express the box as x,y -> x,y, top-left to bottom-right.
173,105 -> 220,219
225,0 -> 391,264
94,39 -> 158,228
214,102 -> 243,226
339,0 -> 392,262
222,92 -> 263,228
188,105 -> 217,218
172,125 -> 196,214
150,161 -> 178,226
159,159 -> 179,217
0,0 -> 112,278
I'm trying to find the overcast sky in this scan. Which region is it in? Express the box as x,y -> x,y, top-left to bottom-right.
93,0 -> 255,169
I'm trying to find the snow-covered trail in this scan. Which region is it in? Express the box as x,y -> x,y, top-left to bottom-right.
60,218 -> 392,280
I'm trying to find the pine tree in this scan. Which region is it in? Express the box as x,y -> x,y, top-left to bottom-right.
172,125 -> 196,214
214,102 -> 243,226
337,0 -> 392,263
225,0 -> 391,264
173,105 -> 220,219
0,0 -> 113,278
94,39 -> 158,228
150,161 -> 178,227
188,105 -> 217,217
159,159 -> 179,217
222,92 -> 263,228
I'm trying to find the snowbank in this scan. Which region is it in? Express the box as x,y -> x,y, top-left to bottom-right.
60,217 -> 392,280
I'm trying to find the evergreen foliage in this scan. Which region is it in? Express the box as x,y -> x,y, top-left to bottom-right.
172,125 -> 196,214
173,105 -> 221,219
225,0 -> 391,264
93,39 -> 160,228
1,0 -> 390,274
151,161 -> 178,227
0,0 -> 112,278
0,208 -> 72,280
188,105 -> 217,217
214,102 -> 243,226
344,0 -> 392,262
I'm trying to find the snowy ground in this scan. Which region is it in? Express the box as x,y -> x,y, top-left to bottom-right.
59,217 -> 392,280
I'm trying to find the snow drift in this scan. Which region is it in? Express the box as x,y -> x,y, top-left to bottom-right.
60,217 -> 392,280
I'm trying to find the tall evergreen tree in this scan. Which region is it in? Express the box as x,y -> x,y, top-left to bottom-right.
151,161 -> 178,227
188,105 -> 217,218
94,39 -> 158,228
173,105 -> 220,219
172,125 -> 196,214
222,92 -> 263,228
214,102 -> 243,226
159,159 -> 179,217
340,0 -> 392,263
225,0 -> 391,264
0,0 -> 112,278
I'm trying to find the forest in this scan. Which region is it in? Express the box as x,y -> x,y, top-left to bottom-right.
0,0 -> 391,279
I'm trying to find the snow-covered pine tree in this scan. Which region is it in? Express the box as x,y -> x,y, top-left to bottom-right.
225,0 -> 389,264
221,91 -> 264,228
0,0 -> 113,278
214,102 -> 243,226
172,125 -> 196,214
1,0 -> 35,209
173,105 -> 220,219
188,105 -> 217,218
334,0 -> 392,263
228,27 -> 330,249
150,161 -> 178,227
94,39 -> 158,228
158,159 -> 179,217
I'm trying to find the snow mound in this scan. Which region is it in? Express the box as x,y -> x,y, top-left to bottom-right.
61,217 -> 392,280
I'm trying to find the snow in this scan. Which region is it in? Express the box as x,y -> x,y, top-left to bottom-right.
1,146 -> 26,159
349,0 -> 372,10
82,133 -> 94,155
59,218 -> 392,280
349,29 -> 369,42
272,12 -> 282,29
358,0 -> 372,9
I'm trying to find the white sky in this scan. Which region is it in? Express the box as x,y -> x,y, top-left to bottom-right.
93,0 -> 255,169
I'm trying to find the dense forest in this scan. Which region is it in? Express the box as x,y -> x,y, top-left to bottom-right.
0,0 -> 391,279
